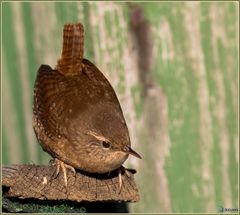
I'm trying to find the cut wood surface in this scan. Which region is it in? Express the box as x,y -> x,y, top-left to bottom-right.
2,164 -> 139,202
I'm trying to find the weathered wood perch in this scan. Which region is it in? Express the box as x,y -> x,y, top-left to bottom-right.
2,164 -> 140,203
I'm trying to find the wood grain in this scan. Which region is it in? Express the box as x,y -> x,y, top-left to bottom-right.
2,164 -> 139,202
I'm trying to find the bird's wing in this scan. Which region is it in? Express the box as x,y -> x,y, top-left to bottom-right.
81,58 -> 123,111
33,64 -> 74,141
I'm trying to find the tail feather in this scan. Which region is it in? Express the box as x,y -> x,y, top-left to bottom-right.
56,23 -> 84,76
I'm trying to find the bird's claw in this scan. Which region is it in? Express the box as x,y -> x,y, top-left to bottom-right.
118,166 -> 131,194
52,158 -> 76,187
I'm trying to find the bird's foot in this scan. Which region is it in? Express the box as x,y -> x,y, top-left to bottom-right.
52,158 -> 76,187
118,166 -> 131,193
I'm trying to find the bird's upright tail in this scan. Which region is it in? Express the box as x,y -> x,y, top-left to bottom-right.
56,23 -> 84,76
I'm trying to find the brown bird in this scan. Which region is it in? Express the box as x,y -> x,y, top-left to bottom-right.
33,23 -> 141,190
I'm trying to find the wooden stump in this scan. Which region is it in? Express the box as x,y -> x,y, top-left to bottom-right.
2,164 -> 140,212
2,164 -> 140,202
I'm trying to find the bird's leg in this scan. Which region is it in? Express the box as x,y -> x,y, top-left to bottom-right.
53,160 -> 60,178
52,158 -> 76,187
120,166 -> 131,177
118,168 -> 123,193
117,166 -> 133,193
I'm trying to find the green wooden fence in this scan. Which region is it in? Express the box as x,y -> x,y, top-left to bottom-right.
2,1 -> 238,213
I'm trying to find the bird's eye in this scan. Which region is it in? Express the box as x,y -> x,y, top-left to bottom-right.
102,141 -> 111,148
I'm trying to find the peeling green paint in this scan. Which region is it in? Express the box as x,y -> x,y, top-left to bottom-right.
2,2 -> 238,213
2,2 -> 29,162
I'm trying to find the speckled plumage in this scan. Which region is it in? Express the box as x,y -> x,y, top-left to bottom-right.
33,23 -> 141,175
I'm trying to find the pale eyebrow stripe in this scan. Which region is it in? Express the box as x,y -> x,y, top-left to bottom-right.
87,130 -> 110,142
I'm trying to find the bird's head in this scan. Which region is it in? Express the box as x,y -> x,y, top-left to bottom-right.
68,103 -> 141,173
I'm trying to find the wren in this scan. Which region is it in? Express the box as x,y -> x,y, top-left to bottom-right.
33,23 -> 141,190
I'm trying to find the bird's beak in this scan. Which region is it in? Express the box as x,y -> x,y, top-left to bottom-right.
124,145 -> 142,159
